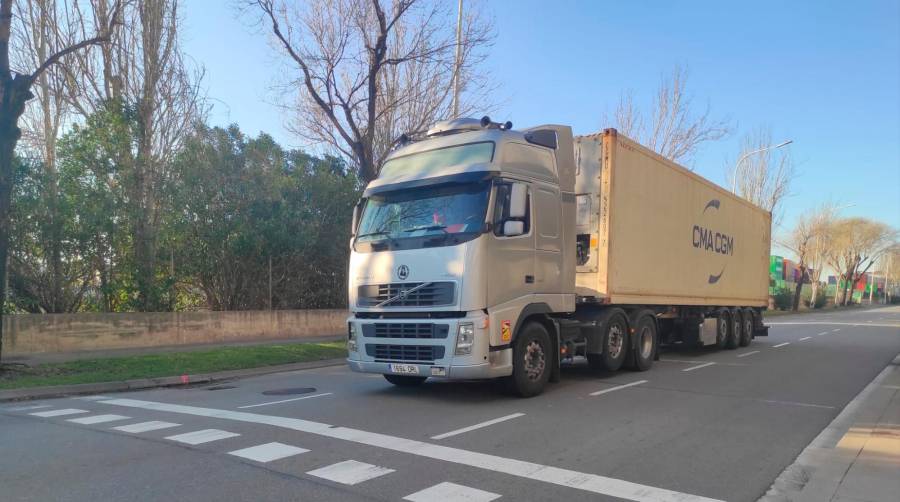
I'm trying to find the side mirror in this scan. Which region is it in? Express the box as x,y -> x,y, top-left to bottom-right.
351,199 -> 364,235
503,220 -> 525,237
508,183 -> 527,219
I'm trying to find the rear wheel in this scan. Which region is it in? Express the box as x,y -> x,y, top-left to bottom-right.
588,312 -> 629,372
739,309 -> 753,346
383,374 -> 427,387
631,314 -> 657,371
715,311 -> 730,349
726,309 -> 741,349
507,322 -> 551,397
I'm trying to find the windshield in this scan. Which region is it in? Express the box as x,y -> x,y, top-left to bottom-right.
355,182 -> 490,251
380,142 -> 494,178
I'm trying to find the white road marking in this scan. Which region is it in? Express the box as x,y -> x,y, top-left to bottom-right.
30,408 -> 88,418
306,460 -> 395,485
165,429 -> 240,445
67,414 -> 130,425
758,399 -> 835,410
832,328 -> 841,332
74,395 -> 111,401
773,342 -> 790,348
404,481 -> 501,502
798,337 -> 812,341
816,331 -> 828,336
736,351 -> 759,358
589,380 -> 649,396
766,322 -> 898,328
431,413 -> 525,440
114,421 -> 181,433
237,392 -> 333,409
101,398 -> 722,502
682,362 -> 716,372
228,442 -> 309,463
5,404 -> 52,411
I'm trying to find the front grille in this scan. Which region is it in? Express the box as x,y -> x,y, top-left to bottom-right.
362,323 -> 449,339
366,344 -> 445,362
357,282 -> 455,307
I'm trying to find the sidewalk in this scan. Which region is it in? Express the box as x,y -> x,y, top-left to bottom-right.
760,354 -> 900,502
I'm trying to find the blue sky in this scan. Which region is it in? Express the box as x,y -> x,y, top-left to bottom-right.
181,0 -> 900,241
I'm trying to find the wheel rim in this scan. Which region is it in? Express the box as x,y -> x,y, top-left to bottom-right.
639,325 -> 653,359
744,318 -> 752,338
524,340 -> 546,382
718,317 -> 727,341
733,316 -> 741,337
608,324 -> 624,359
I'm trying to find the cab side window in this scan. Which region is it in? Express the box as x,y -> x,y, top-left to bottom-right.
493,182 -> 530,236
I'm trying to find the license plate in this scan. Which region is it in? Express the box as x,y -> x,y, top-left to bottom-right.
389,364 -> 419,375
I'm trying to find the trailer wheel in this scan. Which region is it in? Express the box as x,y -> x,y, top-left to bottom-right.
631,314 -> 657,371
739,309 -> 753,346
507,321 -> 551,397
588,312 -> 629,372
383,374 -> 427,387
715,311 -> 730,349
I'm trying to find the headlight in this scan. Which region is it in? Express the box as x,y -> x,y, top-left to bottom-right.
347,323 -> 358,353
455,323 -> 475,355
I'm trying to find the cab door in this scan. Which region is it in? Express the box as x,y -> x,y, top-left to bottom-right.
486,180 -> 534,307
533,182 -> 562,292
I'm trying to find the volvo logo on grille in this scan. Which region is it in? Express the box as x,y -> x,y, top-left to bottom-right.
397,265 -> 410,280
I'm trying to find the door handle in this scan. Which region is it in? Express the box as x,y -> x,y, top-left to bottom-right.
525,275 -> 534,284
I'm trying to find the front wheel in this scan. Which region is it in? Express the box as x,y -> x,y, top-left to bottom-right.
384,374 -> 427,387
507,322 -> 551,398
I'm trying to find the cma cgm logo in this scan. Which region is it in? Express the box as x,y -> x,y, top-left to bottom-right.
692,199 -> 734,284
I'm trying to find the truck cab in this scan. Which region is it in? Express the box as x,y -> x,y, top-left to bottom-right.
346,118 -> 576,392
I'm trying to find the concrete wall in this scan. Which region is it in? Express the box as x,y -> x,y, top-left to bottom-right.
1,310 -> 348,356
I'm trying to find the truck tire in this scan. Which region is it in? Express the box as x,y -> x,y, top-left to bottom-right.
631,314 -> 657,371
588,312 -> 629,372
507,321 -> 551,397
383,374 -> 427,387
739,309 -> 753,347
726,309 -> 741,349
715,311 -> 729,349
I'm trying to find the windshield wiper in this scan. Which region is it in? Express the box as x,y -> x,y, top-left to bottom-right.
401,224 -> 448,234
356,230 -> 399,246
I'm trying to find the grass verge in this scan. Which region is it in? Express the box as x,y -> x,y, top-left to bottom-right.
0,341 -> 346,390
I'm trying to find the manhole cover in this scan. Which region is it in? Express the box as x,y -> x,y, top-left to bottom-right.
206,385 -> 237,391
262,387 -> 316,396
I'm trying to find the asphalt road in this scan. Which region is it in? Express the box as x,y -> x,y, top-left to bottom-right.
2,306 -> 899,502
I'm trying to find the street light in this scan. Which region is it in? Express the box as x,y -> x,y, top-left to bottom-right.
731,139 -> 793,193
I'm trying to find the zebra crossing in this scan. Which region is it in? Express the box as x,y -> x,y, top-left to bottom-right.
18,404 -> 504,502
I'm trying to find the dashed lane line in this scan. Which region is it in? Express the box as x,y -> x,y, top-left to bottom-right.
165,428 -> 240,445
798,337 -> 812,341
306,460 -> 395,485
683,362 -> 716,372
30,408 -> 88,418
773,343 -> 790,348
99,397 -> 722,502
431,413 -> 525,440
589,380 -> 649,396
114,421 -> 181,433
736,351 -> 759,358
237,392 -> 333,409
404,481 -> 501,502
832,328 -> 841,332
67,414 -> 130,425
228,442 -> 309,463
816,331 -> 829,336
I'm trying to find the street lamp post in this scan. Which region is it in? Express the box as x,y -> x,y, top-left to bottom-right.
731,140 -> 793,193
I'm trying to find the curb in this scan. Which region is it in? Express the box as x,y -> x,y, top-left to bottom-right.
0,357 -> 346,402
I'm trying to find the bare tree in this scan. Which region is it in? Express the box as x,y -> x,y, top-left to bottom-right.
823,218 -> 895,306
607,65 -> 731,166
779,203 -> 839,310
251,0 -> 493,182
0,0 -> 122,363
728,127 -> 794,221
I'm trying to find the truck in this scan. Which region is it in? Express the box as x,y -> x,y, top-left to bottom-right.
346,117 -> 771,397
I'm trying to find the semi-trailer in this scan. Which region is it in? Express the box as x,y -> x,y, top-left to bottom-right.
346,117 -> 771,397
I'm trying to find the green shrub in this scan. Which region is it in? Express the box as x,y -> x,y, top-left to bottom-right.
773,287 -> 794,310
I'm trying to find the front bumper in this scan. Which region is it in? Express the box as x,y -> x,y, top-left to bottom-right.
345,312 -> 513,380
